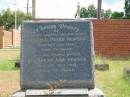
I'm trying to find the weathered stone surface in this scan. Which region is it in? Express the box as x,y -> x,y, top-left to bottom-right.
12,88 -> 104,97
95,64 -> 109,71
26,95 -> 88,97
21,20 -> 95,89
88,88 -> 104,97
12,90 -> 25,97
12,89 -> 89,97
26,89 -> 88,96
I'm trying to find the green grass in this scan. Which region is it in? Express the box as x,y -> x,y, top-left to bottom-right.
95,57 -> 130,97
0,60 -> 18,71
0,49 -> 20,71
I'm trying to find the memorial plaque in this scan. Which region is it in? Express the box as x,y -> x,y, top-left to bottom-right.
21,20 -> 95,89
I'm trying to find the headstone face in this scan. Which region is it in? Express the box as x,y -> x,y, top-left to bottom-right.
21,20 -> 95,89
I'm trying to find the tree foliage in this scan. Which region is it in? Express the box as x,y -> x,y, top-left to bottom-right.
80,4 -> 96,18
0,8 -> 31,30
0,8 -> 14,29
80,5 -> 113,19
103,9 -> 112,19
79,4 -> 125,19
124,0 -> 130,18
80,7 -> 88,18
87,4 -> 97,18
111,11 -> 124,19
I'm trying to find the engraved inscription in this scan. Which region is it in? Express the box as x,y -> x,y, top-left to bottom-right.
21,21 -> 94,85
25,23 -> 88,74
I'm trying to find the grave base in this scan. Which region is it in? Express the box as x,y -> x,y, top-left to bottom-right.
12,88 -> 104,97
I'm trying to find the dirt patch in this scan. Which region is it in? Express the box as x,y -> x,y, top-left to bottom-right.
0,71 -> 20,97
0,49 -> 20,60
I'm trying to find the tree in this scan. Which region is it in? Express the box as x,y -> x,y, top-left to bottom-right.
124,0 -> 130,18
79,4 -> 124,19
80,7 -> 88,18
0,13 -> 2,26
111,11 -> 124,19
1,8 -> 14,29
80,4 -> 96,18
103,9 -> 112,19
80,4 -> 112,19
87,4 -> 97,18
0,8 -> 31,30
16,9 -> 31,28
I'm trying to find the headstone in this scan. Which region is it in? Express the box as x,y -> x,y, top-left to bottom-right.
12,19 -> 104,97
21,20 -> 95,89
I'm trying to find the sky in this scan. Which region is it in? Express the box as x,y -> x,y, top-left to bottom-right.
0,0 -> 124,18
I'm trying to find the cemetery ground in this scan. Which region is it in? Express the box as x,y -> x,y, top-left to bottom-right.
0,49 -> 130,97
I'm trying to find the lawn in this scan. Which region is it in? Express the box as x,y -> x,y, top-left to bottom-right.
0,71 -> 20,97
0,49 -> 20,97
0,49 -> 20,71
0,49 -> 130,97
95,58 -> 130,97
0,49 -> 20,61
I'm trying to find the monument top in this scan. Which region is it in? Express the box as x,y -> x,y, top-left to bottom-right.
21,20 -> 95,89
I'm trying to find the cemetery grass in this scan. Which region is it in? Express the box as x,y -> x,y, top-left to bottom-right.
0,49 -> 130,97
0,49 -> 20,71
0,49 -> 20,97
96,57 -> 130,97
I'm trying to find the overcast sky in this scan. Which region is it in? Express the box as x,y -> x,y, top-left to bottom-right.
0,0 -> 124,18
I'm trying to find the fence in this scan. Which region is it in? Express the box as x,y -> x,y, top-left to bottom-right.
0,26 -> 4,48
93,19 -> 130,57
0,26 -> 20,48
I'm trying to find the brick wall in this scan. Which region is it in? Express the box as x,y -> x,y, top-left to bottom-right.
13,29 -> 21,47
3,30 -> 13,48
0,27 -> 20,48
93,20 -> 130,57
0,26 -> 4,48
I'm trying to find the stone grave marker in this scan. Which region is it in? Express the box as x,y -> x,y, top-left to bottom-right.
21,20 -> 95,89
12,20 -> 104,97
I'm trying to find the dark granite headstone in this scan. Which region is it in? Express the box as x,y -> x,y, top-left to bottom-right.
21,20 -> 95,89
